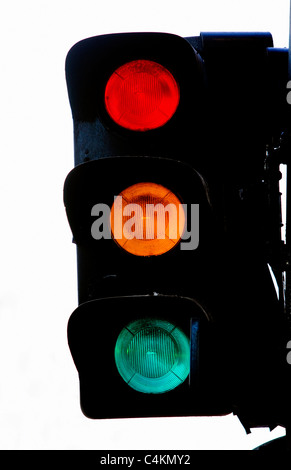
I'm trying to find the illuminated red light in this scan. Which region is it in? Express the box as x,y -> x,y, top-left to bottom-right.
104,60 -> 180,131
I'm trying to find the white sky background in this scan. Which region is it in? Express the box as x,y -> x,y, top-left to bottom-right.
0,0 -> 289,450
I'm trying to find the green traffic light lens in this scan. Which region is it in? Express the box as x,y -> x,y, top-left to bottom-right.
114,319 -> 190,394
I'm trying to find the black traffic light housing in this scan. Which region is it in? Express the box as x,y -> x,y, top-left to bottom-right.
65,32 -> 206,167
64,31 -> 291,430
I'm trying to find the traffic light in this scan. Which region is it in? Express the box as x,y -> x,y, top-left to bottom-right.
64,32 -> 291,430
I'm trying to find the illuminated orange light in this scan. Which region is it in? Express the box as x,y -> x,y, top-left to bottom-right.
110,182 -> 186,256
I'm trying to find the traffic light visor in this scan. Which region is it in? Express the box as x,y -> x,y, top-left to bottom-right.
110,182 -> 186,256
104,60 -> 180,131
114,318 -> 190,394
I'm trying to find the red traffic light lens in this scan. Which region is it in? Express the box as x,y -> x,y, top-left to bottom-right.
104,60 -> 180,131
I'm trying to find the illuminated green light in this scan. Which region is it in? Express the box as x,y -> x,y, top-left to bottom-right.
114,318 -> 190,394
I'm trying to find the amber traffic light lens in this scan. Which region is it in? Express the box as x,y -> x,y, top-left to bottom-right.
110,182 -> 185,256
104,60 -> 180,131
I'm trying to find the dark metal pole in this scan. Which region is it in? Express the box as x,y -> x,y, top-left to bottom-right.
284,2 -> 291,323
284,1 -> 291,450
